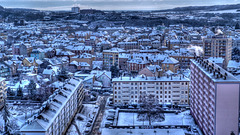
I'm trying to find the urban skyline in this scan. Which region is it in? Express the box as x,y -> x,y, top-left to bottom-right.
0,0 -> 240,11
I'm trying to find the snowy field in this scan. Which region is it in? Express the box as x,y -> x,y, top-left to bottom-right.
117,110 -> 195,126
102,128 -> 185,135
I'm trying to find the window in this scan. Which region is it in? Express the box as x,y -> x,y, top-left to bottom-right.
165,96 -> 167,98
165,91 -> 167,94
169,87 -> 171,89
135,83 -> 137,85
156,87 -> 159,89
185,82 -> 188,85
169,96 -> 171,98
156,91 -> 159,94
169,91 -> 171,94
160,95 -> 162,98
169,83 -> 171,85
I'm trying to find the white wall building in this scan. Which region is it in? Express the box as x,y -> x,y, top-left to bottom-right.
112,75 -> 189,105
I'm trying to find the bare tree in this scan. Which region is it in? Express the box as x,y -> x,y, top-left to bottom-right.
138,94 -> 165,125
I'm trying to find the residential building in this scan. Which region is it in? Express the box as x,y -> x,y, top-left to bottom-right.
0,77 -> 7,109
31,48 -> 45,60
103,48 -> 125,70
113,75 -> 189,105
71,7 -> 80,13
0,62 -> 11,78
203,34 -> 232,67
161,57 -> 179,73
20,77 -> 84,135
190,57 -> 240,135
20,43 -> 33,57
70,53 -> 95,69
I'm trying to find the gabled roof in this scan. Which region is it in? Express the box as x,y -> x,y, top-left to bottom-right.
162,57 -> 179,64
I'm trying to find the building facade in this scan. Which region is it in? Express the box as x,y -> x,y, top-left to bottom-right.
103,48 -> 125,70
20,77 -> 84,135
190,57 -> 240,135
113,75 -> 189,105
203,34 -> 232,67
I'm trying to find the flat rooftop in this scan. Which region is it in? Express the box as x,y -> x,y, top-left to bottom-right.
191,58 -> 240,83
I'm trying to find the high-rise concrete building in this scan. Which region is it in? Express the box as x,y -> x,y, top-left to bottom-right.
71,7 -> 80,13
203,34 -> 232,67
190,57 -> 240,135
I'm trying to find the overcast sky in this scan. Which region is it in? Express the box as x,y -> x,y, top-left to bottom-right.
0,0 -> 239,11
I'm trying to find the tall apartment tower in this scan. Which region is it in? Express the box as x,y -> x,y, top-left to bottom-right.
203,34 -> 232,67
71,7 -> 80,13
190,57 -> 240,135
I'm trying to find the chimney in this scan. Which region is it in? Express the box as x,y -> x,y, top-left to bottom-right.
180,75 -> 182,80
171,75 -> 172,80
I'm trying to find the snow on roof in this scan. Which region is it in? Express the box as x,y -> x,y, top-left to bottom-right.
20,78 -> 83,132
36,59 -> 43,65
0,77 -> 5,82
113,75 -> 189,82
103,48 -> 125,53
208,57 -> 224,64
162,57 -> 179,64
227,60 -> 240,68
42,69 -> 54,75
191,59 -> 239,82
25,57 -> 35,63
91,70 -> 111,79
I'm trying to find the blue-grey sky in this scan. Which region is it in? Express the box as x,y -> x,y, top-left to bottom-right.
0,0 -> 239,11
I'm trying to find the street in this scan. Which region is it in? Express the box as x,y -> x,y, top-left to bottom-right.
91,96 -> 107,135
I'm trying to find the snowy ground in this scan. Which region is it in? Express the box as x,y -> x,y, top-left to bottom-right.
117,110 -> 195,126
102,128 -> 185,135
66,104 -> 99,135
